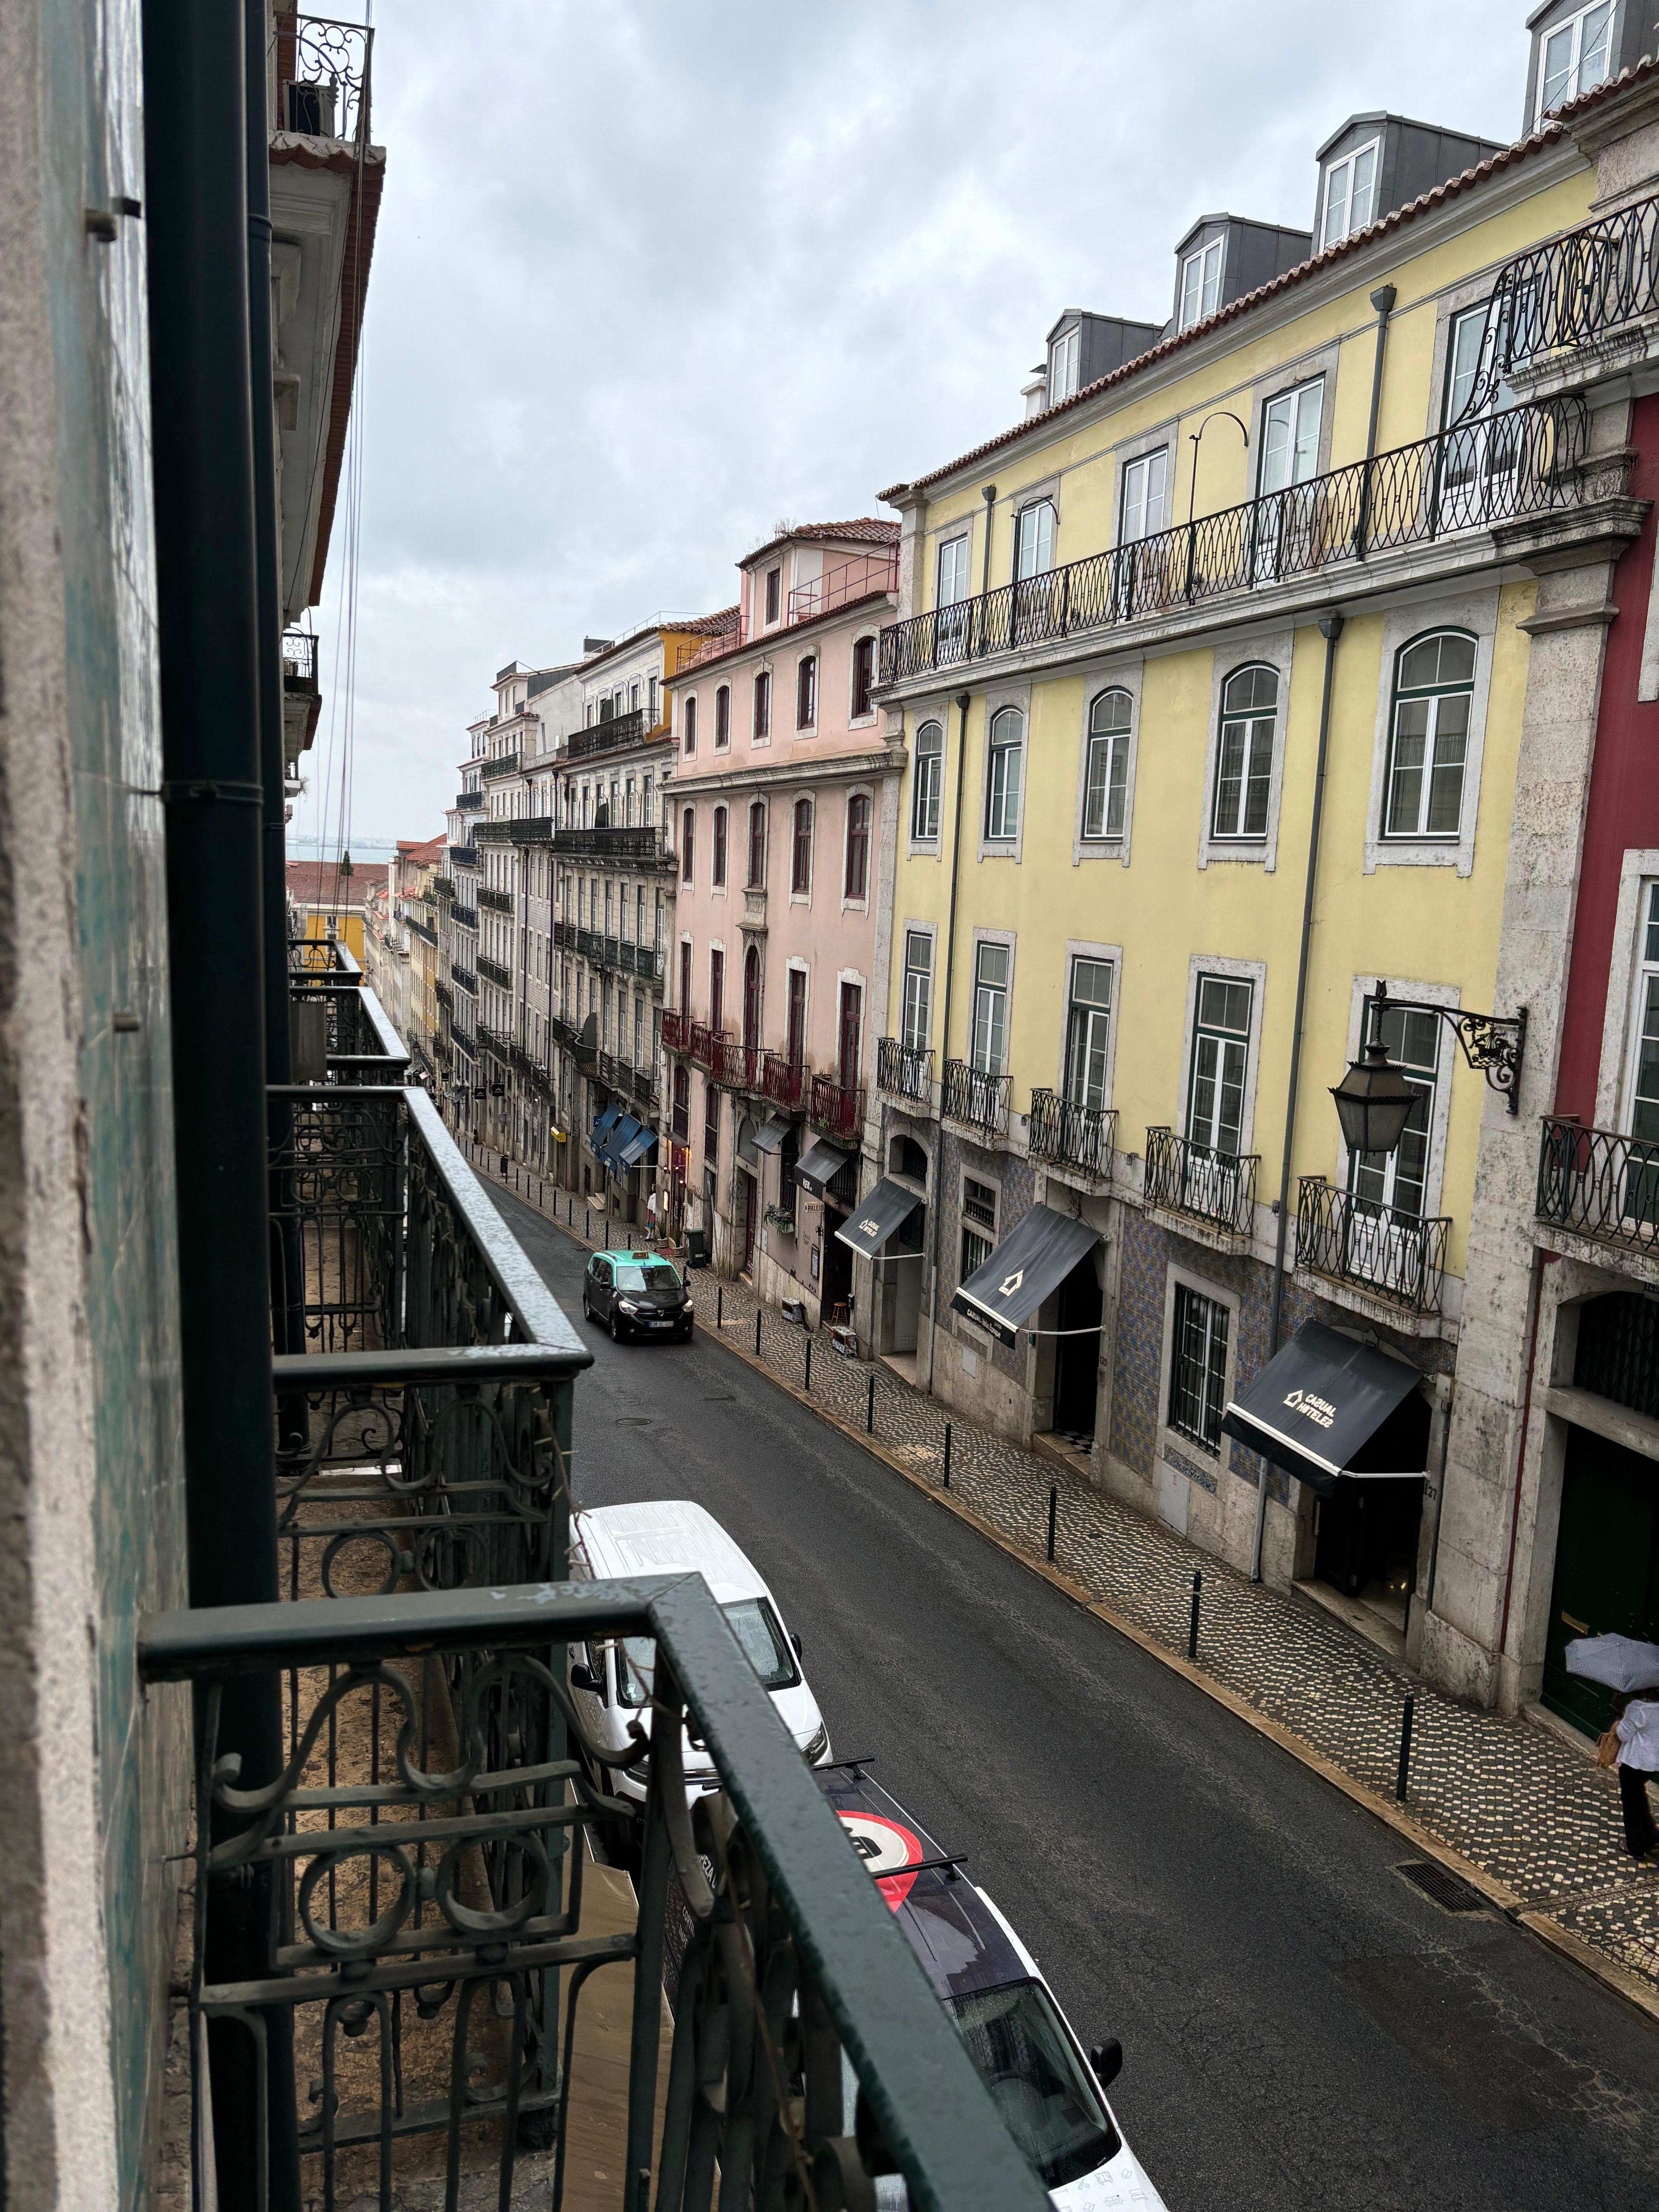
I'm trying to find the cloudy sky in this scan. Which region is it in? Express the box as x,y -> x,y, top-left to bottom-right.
292,0 -> 1532,858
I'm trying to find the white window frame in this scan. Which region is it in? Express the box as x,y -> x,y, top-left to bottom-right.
910,710 -> 946,850
1049,324 -> 1081,404
1178,236 -> 1223,331
958,1168 -> 1001,1289
1057,940 -> 1122,1112
936,531 -> 972,609
1154,1263 -> 1240,1505
1320,137 -> 1382,251
1363,590 -> 1496,877
1118,448 -> 1169,546
1175,953 -> 1266,1163
967,927 -> 1016,1077
1536,1 -> 1616,124
1074,675 -> 1139,863
1013,499 -> 1057,582
1197,632 -> 1293,872
1595,856 -> 1659,1127
980,697 -> 1028,857
900,923 -> 936,1054
1333,975 -> 1456,1220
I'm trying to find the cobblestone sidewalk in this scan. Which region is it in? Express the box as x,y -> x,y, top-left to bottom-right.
475,1152 -> 1659,2013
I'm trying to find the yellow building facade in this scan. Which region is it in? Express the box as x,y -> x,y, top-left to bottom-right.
868,82 -> 1641,1677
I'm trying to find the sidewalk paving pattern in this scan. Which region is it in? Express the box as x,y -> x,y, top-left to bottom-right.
475,1153 -> 1659,2011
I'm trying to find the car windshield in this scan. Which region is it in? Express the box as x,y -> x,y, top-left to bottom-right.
614,1598 -> 798,1708
615,1262 -> 680,1291
941,1980 -> 1120,2189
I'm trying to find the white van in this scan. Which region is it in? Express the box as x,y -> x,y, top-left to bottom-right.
567,1500 -> 831,1805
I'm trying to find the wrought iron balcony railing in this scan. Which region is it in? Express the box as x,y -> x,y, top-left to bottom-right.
1469,192 -> 1659,409
451,844 -> 478,870
287,967 -> 411,1083
1028,1089 -> 1118,1180
280,625 -> 317,688
764,1051 -> 807,1109
878,1035 -> 933,1105
450,901 -> 477,929
715,1036 -> 764,1092
553,826 -> 673,865
1144,1126 -> 1258,1237
288,932 -> 357,977
941,1059 -> 1010,1138
810,1072 -> 866,1140
689,1021 -> 721,1073
450,964 -> 477,996
880,397 -> 1592,682
138,1575 -> 1046,2212
478,1022 -> 512,1059
567,706 -> 656,759
455,787 -> 485,810
1295,1177 -> 1449,1317
480,749 -> 521,780
1537,1115 -> 1659,1254
660,1008 -> 692,1054
478,884 -> 513,915
476,953 -> 513,991
273,10 -> 373,146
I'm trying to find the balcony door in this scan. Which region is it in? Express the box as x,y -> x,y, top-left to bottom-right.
709,947 -> 725,1037
1184,976 -> 1251,1219
787,968 -> 808,1068
838,982 -> 862,1092
1620,881 -> 1659,1224
1440,302 -> 1522,526
1253,380 -> 1322,580
744,946 -> 762,1053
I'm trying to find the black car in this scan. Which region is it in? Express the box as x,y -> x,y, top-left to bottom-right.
581,1249 -> 694,1342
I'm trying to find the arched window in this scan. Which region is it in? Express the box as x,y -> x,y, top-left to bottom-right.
1384,630 -> 1477,839
711,804 -> 728,887
1014,500 -> 1056,580
1083,689 -> 1133,841
796,655 -> 817,730
911,718 -> 943,840
681,807 -> 695,883
1210,664 -> 1279,841
753,668 -> 771,738
747,800 -> 767,888
984,707 -> 1024,842
851,636 -> 876,720
791,798 -> 814,893
683,696 -> 697,755
714,685 -> 731,749
844,792 -> 871,899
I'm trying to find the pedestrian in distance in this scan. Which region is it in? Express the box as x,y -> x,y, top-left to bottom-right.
1606,1687 -> 1659,1860
499,1152 -> 508,1180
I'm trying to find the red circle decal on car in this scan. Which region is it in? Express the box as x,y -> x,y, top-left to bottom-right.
838,1810 -> 924,1909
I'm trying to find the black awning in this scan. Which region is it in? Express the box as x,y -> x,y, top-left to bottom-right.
795,1137 -> 851,1198
752,1114 -> 790,1154
1220,1320 -> 1430,1499
835,1177 -> 922,1261
951,1205 -> 1099,1347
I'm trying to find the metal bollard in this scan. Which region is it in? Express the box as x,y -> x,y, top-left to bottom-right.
1046,1485 -> 1057,1563
1396,1693 -> 1415,1803
804,1338 -> 812,1391
1187,1571 -> 1202,1661
717,1285 -> 724,1328
866,1374 -> 876,1433
755,1308 -> 763,1357
942,1422 -> 952,1489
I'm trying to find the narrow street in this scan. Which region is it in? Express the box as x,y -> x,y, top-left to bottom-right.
492,1186 -> 1659,2212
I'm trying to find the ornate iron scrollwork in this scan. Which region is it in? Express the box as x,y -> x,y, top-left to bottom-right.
1369,982 -> 1527,1114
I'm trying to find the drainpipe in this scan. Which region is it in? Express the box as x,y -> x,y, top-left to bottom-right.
1252,610 -> 1344,1583
924,684 -> 975,1394
1354,287 -> 1396,560
144,0 -> 296,2194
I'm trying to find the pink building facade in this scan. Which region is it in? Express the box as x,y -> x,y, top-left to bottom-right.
662,521 -> 902,1325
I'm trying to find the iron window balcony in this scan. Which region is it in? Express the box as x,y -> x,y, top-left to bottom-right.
1028,1089 -> 1117,1180
477,1022 -> 512,1059
941,1059 -> 1010,1139
1473,192 -> 1659,402
553,826 -> 674,866
1295,1176 -> 1449,1318
878,1036 -> 933,1104
879,397 -> 1596,683
455,788 -> 486,810
1537,1115 -> 1659,1258
450,902 -> 477,929
567,706 -> 655,759
764,1051 -> 807,1109
810,1072 -> 866,1141
476,953 -> 513,991
714,1036 -> 763,1092
450,964 -> 477,996
1144,1126 -> 1258,1237
287,968 -> 409,1083
479,749 -> 521,780
477,884 -> 514,915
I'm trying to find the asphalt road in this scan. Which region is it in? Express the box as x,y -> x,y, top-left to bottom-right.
491,1185 -> 1659,2212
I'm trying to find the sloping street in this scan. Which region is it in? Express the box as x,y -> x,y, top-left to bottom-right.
489,1184 -> 1659,2212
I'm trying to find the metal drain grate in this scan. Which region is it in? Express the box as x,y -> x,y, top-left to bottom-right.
1394,1860 -> 1491,1915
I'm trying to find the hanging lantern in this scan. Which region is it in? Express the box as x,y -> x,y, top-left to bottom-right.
1330,1037 -> 1419,1159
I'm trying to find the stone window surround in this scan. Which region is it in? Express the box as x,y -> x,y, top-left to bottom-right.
898,918 -> 938,1056
848,630 -> 882,731
1197,627 -> 1295,874
977,681 -> 1032,865
966,924 -> 1018,1080
1594,848 -> 1659,1128
1243,345 -> 1340,492
1071,657 -> 1143,867
788,790 -> 817,906
951,1159 -> 1005,1348
794,650 -> 819,737
1154,1259 -> 1242,1479
840,781 -> 875,915
1332,974 -> 1459,1216
1361,586 -> 1498,879
1112,424 -> 1177,546
1053,938 -> 1125,1110
923,512 -> 980,618
905,698 -> 951,857
1174,951 -> 1268,1159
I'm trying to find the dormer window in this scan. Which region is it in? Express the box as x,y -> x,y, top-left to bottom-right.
1179,237 -> 1223,331
1321,139 -> 1379,250
1537,1 -> 1614,121
1049,325 -> 1081,404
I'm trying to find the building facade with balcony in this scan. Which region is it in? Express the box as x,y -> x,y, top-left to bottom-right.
872,17 -> 1637,1675
661,523 -> 903,1322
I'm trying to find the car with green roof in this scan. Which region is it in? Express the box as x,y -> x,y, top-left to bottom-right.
581,1247 -> 694,1342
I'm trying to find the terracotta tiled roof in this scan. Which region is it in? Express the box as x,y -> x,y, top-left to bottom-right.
674,605 -> 742,636
285,859 -> 387,906
742,518 -> 900,567
879,58 -> 1659,503
397,835 -> 447,864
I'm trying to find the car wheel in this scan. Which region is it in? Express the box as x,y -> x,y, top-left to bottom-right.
610,1312 -> 622,1343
